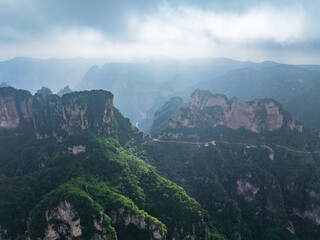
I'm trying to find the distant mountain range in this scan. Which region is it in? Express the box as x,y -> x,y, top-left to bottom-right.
0,57 -> 106,93
197,65 -> 320,128
1,57 -> 320,129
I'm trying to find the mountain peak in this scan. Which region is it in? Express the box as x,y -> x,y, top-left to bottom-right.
0,88 -> 115,138
161,89 -> 302,140
0,82 -> 10,88
57,85 -> 73,97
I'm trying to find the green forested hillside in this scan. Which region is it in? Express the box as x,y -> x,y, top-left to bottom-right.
142,89 -> 320,240
1,88 -> 320,240
0,89 -> 222,240
143,135 -> 320,240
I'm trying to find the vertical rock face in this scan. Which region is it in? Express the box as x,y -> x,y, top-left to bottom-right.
40,201 -> 115,240
0,88 -> 115,137
19,97 -> 33,119
44,201 -> 82,240
109,207 -> 166,240
103,98 -> 114,123
62,100 -> 89,132
164,89 -> 302,135
0,97 -> 20,128
0,87 -> 33,128
236,179 -> 260,202
225,99 -> 284,132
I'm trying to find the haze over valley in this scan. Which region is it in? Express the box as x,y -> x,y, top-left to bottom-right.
1,1 -> 320,240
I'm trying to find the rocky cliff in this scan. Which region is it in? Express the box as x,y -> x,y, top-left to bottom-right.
161,89 -> 302,139
0,87 -> 115,138
26,184 -> 118,240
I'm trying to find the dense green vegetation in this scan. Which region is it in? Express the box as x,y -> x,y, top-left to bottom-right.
0,90 -> 222,239
143,139 -> 320,240
27,183 -> 117,240
140,87 -> 320,239
1,87 -> 320,239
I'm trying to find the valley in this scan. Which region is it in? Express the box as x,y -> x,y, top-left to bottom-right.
2,1 -> 320,239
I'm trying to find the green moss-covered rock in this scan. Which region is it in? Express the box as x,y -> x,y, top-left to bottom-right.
27,184 -> 117,240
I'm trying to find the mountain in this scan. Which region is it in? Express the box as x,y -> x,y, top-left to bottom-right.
0,87 -> 222,240
2,56 -> 320,129
197,65 -> 320,128
143,89 -> 320,239
0,87 -> 115,138
1,87 -> 320,239
159,89 -> 303,140
36,86 -> 52,97
77,58 -> 320,131
0,57 -> 104,93
57,85 -> 73,96
76,58 -> 283,128
0,82 -> 10,87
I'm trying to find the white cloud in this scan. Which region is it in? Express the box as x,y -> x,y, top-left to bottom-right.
132,4 -> 307,44
0,2 -> 318,64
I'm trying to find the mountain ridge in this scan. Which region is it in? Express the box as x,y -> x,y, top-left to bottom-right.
159,89 -> 303,142
0,87 -> 116,139
143,90 -> 320,239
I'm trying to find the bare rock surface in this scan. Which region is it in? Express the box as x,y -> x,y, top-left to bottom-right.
162,89 -> 303,139
0,88 -> 115,138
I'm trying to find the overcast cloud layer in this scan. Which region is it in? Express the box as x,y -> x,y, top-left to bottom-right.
1,0 -> 320,63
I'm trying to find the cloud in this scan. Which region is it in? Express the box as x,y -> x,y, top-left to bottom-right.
0,0 -> 319,63
133,4 -> 307,44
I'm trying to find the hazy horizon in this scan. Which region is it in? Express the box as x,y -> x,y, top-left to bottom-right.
1,55 -> 320,67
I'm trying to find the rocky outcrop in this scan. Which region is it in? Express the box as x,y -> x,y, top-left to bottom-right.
236,179 -> 260,202
161,89 -> 302,138
44,201 -> 82,240
293,207 -> 320,225
0,88 -> 115,138
68,145 -> 86,155
306,189 -> 320,200
0,87 -> 33,128
109,207 -> 166,240
0,226 -> 9,240
38,201 -> 114,240
26,184 -> 118,240
0,96 -> 20,128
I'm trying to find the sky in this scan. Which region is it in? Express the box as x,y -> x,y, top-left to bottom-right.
1,0 -> 320,63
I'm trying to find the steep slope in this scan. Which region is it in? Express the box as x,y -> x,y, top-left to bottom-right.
159,89 -> 302,141
0,87 -> 116,139
0,88 -> 222,240
143,89 -> 320,240
144,139 -> 320,240
150,96 -> 186,138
